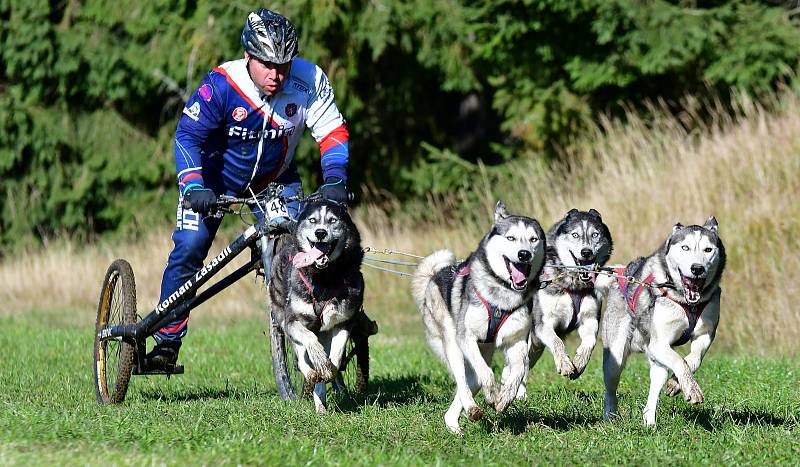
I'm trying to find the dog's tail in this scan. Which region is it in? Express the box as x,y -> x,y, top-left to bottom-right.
411,249 -> 456,308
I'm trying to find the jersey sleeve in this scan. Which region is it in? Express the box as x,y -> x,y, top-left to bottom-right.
305,67 -> 349,182
174,71 -> 225,195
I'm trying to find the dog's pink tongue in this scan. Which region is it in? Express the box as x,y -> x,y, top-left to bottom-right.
292,248 -> 324,268
509,263 -> 527,285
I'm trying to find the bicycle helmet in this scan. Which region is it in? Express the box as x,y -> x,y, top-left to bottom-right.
240,8 -> 298,65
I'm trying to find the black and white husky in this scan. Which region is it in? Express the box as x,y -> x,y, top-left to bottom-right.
599,217 -> 725,426
517,209 -> 613,398
412,201 -> 546,434
269,200 -> 364,414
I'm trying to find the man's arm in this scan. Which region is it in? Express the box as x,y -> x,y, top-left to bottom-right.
174,73 -> 225,195
305,66 -> 349,185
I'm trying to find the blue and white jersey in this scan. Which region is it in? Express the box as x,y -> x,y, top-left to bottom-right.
174,57 -> 350,195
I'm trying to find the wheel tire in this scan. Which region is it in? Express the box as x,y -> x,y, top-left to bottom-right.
269,311 -> 303,400
270,314 -> 370,400
353,334 -> 369,394
336,333 -> 369,395
93,259 -> 137,404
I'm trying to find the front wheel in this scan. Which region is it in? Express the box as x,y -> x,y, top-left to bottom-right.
269,314 -> 370,401
333,333 -> 369,396
269,311 -> 303,400
93,259 -> 137,404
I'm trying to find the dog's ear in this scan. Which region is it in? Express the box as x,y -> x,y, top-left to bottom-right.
704,216 -> 718,232
588,208 -> 602,220
495,201 -> 509,223
672,223 -> 684,234
566,208 -> 580,218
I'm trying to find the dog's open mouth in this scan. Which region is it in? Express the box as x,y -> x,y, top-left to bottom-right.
569,252 -> 595,282
308,239 -> 338,268
504,256 -> 531,291
681,275 -> 705,304
292,239 -> 338,269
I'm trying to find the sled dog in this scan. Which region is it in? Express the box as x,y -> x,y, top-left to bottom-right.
269,199 -> 364,414
412,201 -> 546,434
600,217 -> 725,426
517,209 -> 613,398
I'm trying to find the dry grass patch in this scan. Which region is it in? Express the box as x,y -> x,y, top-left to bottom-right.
2,92 -> 798,355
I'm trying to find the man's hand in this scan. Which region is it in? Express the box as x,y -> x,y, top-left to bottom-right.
184,188 -> 217,215
319,177 -> 348,204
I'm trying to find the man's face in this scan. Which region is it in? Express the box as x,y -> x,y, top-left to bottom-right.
245,52 -> 291,96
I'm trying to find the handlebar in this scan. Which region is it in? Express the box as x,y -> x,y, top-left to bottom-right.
181,188 -> 353,212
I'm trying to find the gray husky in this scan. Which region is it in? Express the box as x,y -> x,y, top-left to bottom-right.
412,201 -> 546,434
599,217 -> 725,426
517,209 -> 613,398
269,200 -> 364,414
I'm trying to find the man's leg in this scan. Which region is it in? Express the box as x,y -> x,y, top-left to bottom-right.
146,198 -> 222,367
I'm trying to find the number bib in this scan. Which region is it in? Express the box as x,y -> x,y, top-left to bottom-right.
265,195 -> 289,221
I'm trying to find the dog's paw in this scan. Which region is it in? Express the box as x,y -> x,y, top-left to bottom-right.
482,383 -> 498,406
303,370 -> 321,396
643,409 -> 657,427
318,359 -> 337,382
494,393 -> 513,414
515,384 -> 527,401
495,383 -> 520,413
681,378 -> 704,404
568,365 -> 585,380
555,356 -> 576,378
467,405 -> 484,422
664,377 -> 682,397
445,401 -> 463,435
315,403 -> 328,415
570,351 -> 591,380
445,422 -> 463,436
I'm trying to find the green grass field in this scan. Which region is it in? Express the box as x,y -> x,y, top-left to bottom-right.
0,310 -> 797,466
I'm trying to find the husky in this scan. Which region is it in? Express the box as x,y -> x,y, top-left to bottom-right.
269,199 -> 364,414
516,209 -> 613,397
411,201 -> 546,434
600,217 -> 725,426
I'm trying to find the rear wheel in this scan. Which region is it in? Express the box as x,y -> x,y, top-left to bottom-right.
93,259 -> 137,404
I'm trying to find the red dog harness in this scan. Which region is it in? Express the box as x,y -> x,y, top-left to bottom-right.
615,267 -> 707,346
456,265 -> 519,343
289,254 -> 345,324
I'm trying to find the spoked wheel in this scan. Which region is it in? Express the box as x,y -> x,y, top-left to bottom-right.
270,311 -> 304,400
269,313 -> 370,400
333,333 -> 369,396
93,259 -> 137,404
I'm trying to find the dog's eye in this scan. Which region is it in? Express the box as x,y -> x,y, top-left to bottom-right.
529,236 -> 538,243
329,218 -> 338,224
591,232 -> 599,238
681,245 -> 689,251
309,218 -> 317,224
704,247 -> 713,253
506,235 -> 516,242
571,232 -> 579,238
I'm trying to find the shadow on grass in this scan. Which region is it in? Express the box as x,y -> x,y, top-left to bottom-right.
134,373 -> 435,409
137,383 -> 265,402
492,409 -> 603,434
679,405 -> 797,431
490,390 -> 604,434
328,374 -> 435,413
